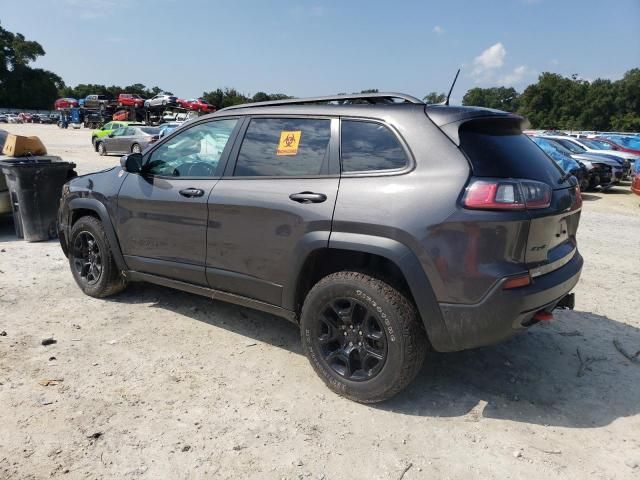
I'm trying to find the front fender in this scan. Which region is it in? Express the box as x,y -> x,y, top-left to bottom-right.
67,197 -> 127,272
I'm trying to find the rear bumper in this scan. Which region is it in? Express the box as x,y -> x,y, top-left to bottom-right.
437,251 -> 583,352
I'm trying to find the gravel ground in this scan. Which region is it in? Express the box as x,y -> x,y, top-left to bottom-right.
1,123 -> 639,480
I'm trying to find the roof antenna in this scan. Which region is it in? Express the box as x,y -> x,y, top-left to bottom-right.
444,68 -> 461,106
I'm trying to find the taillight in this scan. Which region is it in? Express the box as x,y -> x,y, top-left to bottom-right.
463,178 -> 552,210
149,135 -> 159,143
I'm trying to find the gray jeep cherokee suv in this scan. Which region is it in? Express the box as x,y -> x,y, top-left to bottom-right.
58,93 -> 583,402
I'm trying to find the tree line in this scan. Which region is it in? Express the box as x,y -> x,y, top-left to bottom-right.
461,70 -> 640,132
1,22 -> 638,131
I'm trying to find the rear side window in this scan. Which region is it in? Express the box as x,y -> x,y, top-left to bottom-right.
234,118 -> 331,177
459,121 -> 565,186
341,120 -> 408,172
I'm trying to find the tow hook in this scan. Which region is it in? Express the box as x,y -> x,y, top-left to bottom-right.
555,293 -> 575,310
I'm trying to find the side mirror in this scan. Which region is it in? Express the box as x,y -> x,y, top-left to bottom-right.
120,153 -> 143,173
108,133 -> 115,138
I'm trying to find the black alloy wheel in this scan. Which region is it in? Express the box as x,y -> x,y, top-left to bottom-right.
72,231 -> 103,286
314,297 -> 388,381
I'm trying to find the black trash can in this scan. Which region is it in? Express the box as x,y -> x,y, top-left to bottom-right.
0,157 -> 77,242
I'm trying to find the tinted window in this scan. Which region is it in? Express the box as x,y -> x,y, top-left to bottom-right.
459,120 -> 566,186
234,118 -> 331,176
341,120 -> 408,172
148,118 -> 238,177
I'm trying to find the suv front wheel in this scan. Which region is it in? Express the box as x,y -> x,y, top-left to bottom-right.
69,216 -> 126,298
300,271 -> 427,403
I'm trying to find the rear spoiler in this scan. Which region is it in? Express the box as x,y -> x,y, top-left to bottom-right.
426,105 -> 528,145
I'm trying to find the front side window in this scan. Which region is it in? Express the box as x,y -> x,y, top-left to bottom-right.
234,118 -> 331,177
147,118 -> 238,177
340,120 -> 408,172
112,127 -> 126,137
103,122 -> 113,130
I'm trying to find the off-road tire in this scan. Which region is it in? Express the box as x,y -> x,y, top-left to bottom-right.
300,271 -> 427,403
69,216 -> 126,298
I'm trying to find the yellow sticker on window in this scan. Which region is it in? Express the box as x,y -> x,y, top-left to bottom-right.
277,130 -> 302,156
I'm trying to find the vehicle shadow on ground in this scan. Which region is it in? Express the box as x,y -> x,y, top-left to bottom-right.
580,193 -> 601,202
110,283 -> 640,429
383,309 -> 640,428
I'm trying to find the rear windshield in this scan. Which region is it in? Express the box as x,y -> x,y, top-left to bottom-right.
459,120 -> 567,186
140,127 -> 160,135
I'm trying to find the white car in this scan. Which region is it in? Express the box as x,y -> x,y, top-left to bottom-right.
144,93 -> 178,108
5,114 -> 23,124
545,135 -> 638,163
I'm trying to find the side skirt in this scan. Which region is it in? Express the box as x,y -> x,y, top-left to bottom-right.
126,271 -> 298,324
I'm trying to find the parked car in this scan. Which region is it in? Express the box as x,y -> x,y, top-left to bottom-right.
176,98 -> 192,109
54,98 -> 79,110
0,115 -> 7,123
17,112 -> 33,123
58,93 -> 583,403
90,121 -> 135,146
542,137 -> 624,186
117,93 -> 145,108
95,126 -> 160,155
600,134 -> 640,154
32,113 -> 53,124
529,136 -> 589,190
84,94 -> 111,109
144,93 -> 177,108
5,114 -> 23,124
0,129 -> 10,215
112,110 -> 129,122
593,137 -> 640,157
632,160 -> 640,195
545,136 -> 631,181
188,98 -> 216,113
548,135 -> 636,167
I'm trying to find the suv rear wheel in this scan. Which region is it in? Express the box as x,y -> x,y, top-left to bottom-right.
69,216 -> 126,298
300,271 -> 427,403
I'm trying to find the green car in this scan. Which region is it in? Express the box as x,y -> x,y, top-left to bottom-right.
91,121 -> 133,146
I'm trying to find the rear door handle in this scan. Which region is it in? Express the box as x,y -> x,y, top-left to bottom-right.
289,192 -> 327,204
179,188 -> 205,198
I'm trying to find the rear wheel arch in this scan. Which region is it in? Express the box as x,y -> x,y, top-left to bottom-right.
290,237 -> 454,352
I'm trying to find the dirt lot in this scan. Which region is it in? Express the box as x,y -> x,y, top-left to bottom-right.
1,123 -> 639,479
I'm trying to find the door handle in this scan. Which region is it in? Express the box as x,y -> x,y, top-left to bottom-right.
179,188 -> 205,198
289,192 -> 327,204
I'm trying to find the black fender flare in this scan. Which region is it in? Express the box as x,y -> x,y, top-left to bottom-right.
287,231 -> 455,352
67,198 -> 127,272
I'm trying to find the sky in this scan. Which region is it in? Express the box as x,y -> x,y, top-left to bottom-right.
2,0 -> 639,103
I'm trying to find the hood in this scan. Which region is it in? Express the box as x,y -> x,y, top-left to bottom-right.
572,153 -> 623,168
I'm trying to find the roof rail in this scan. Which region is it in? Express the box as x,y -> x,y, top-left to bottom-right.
220,92 -> 424,111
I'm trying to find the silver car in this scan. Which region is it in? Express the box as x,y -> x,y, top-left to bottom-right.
144,93 -> 177,108
95,126 -> 160,156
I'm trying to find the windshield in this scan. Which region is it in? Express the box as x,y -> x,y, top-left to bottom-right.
553,138 -> 586,153
581,139 -> 613,150
531,137 -> 580,172
140,127 -> 160,135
